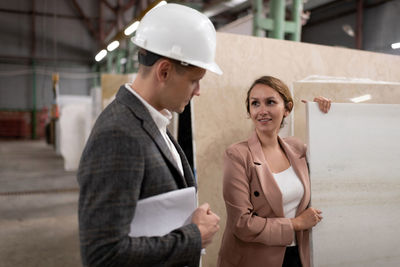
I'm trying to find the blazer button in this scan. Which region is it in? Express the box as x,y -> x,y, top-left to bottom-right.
254,191 -> 260,197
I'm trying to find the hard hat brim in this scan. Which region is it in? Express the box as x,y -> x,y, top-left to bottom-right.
195,61 -> 223,75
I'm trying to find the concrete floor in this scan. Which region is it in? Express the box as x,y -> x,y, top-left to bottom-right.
0,140 -> 81,267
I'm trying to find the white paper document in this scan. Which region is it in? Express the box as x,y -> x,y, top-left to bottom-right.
129,187 -> 197,237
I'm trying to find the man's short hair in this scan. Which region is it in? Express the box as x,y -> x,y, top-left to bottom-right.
138,49 -> 191,76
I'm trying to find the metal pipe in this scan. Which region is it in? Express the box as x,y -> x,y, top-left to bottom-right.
107,51 -> 114,73
31,0 -> 37,139
115,50 -> 124,74
292,0 -> 303,41
252,0 -> 264,37
32,61 -> 37,139
125,38 -> 134,73
271,0 -> 285,39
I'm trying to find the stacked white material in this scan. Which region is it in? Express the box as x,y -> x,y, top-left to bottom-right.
58,95 -> 92,171
306,102 -> 400,267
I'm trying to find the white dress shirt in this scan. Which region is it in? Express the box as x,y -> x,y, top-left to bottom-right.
125,84 -> 184,176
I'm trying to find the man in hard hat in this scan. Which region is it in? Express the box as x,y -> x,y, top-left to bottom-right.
77,3 -> 222,267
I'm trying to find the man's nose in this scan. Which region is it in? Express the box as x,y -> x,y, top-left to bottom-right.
193,83 -> 200,97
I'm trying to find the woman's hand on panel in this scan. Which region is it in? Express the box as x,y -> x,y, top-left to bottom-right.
301,96 -> 331,113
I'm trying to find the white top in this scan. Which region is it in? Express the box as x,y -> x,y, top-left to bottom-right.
125,84 -> 184,176
273,166 -> 304,246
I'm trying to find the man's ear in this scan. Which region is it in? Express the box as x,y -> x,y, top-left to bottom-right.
155,59 -> 173,82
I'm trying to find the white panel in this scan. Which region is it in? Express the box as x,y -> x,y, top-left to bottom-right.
58,95 -> 92,171
306,103 -> 400,267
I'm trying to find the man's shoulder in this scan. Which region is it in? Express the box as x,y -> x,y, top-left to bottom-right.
90,100 -> 146,141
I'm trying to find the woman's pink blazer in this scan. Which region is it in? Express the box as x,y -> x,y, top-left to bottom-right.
218,131 -> 311,267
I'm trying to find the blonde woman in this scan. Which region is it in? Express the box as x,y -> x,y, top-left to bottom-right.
218,76 -> 330,267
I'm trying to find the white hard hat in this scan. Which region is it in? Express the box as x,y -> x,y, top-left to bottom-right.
132,3 -> 222,75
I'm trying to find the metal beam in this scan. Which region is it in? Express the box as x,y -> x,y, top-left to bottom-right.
356,0 -> 364,49
102,0 -> 118,14
99,1 -> 105,44
0,8 -> 114,23
0,55 -> 94,64
123,0 -> 137,12
71,0 -> 98,41
117,0 -> 124,30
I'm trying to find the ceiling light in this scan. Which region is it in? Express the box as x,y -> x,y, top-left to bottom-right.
350,94 -> 371,103
95,49 -> 107,62
107,40 -> 120,52
342,24 -> 355,37
226,0 -> 247,8
120,58 -> 127,65
391,42 -> 400,49
203,0 -> 247,17
124,21 -> 140,36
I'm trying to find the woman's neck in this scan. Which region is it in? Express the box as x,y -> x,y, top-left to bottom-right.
256,129 -> 280,151
256,129 -> 290,173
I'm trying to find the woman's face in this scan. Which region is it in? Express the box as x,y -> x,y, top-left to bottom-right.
248,83 -> 289,135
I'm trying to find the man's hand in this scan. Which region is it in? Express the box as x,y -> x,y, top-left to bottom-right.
191,203 -> 220,248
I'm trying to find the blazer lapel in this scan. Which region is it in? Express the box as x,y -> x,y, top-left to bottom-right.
248,132 -> 285,217
278,136 -> 310,215
116,86 -> 188,188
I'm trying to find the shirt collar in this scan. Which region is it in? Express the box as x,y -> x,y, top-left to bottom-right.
124,83 -> 171,131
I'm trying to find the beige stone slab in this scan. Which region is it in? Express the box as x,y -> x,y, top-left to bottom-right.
194,32 -> 400,267
101,73 -> 136,108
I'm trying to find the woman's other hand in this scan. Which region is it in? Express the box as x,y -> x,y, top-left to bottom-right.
291,207 -> 323,231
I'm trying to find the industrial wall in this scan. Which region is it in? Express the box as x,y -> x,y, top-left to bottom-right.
302,0 -> 400,55
0,0 -> 98,111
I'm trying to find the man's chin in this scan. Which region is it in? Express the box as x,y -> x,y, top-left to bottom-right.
177,104 -> 188,114
178,107 -> 185,113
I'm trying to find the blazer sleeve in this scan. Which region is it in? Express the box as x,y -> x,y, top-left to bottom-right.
223,146 -> 294,246
77,126 -> 201,267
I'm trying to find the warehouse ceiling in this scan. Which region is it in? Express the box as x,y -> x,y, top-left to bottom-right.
0,0 -> 366,48
0,0 -> 398,65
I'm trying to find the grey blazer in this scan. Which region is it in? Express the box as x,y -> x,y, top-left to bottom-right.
78,86 -> 201,267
